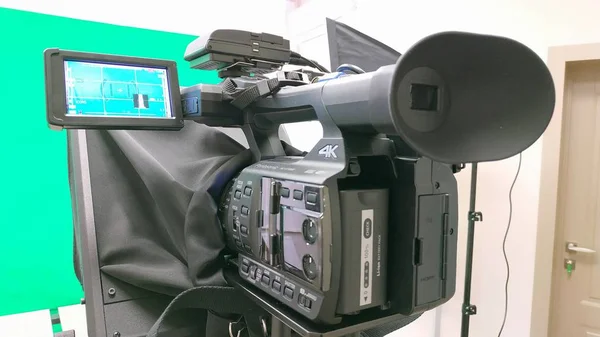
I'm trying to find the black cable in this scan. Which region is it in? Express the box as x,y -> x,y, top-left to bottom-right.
336,64 -> 365,74
498,152 -> 522,337
290,51 -> 330,73
299,56 -> 330,73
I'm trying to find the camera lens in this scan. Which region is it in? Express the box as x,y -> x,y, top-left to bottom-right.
302,254 -> 318,280
302,218 -> 318,244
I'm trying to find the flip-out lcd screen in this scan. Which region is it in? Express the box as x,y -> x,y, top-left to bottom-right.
45,49 -> 183,130
64,60 -> 173,118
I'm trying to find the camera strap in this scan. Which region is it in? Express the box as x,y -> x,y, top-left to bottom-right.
146,285 -> 266,337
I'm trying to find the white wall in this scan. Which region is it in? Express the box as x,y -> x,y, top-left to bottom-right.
0,0 -> 288,36
286,1 -> 600,337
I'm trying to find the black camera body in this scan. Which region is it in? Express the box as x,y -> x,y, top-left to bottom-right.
218,149 -> 458,324
43,28 -> 555,335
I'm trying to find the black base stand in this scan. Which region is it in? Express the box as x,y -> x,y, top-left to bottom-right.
460,163 -> 482,337
270,320 -> 360,337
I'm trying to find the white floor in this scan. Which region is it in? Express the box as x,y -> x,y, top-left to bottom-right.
58,305 -> 88,337
0,305 -> 87,337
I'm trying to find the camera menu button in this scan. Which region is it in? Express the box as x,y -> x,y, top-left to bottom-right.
293,190 -> 303,200
261,274 -> 270,286
298,294 -> 306,306
306,192 -> 318,204
284,286 -> 294,299
298,293 -> 312,309
272,280 -> 281,292
241,261 -> 249,274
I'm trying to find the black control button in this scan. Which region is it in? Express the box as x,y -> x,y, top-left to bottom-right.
261,274 -> 270,285
306,192 -> 318,204
302,219 -> 318,245
235,239 -> 243,248
284,286 -> 294,299
249,265 -> 257,279
240,225 -> 248,235
272,280 -> 281,292
293,190 -> 303,200
233,218 -> 240,231
280,187 -> 290,198
302,254 -> 318,280
241,206 -> 249,216
298,294 -> 305,306
244,244 -> 252,252
234,190 -> 242,199
255,269 -> 263,281
305,298 -> 312,309
244,187 -> 252,196
241,261 -> 249,273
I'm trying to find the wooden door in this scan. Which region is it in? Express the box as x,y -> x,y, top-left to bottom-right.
550,60 -> 600,337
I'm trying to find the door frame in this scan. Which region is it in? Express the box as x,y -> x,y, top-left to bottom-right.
531,42 -> 600,337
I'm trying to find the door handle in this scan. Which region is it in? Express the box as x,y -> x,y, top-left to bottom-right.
566,242 -> 596,254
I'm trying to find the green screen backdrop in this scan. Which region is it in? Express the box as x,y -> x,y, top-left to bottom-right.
0,7 -> 220,317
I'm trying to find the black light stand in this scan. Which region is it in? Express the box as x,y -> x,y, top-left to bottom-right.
460,163 -> 482,337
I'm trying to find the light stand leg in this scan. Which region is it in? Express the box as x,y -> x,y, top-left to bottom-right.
460,163 -> 481,337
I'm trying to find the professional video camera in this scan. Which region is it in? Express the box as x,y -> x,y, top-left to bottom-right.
44,29 -> 555,337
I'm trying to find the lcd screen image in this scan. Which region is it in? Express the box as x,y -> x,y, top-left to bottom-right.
64,60 -> 173,118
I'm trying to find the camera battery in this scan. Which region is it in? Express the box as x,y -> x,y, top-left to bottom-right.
337,188 -> 388,313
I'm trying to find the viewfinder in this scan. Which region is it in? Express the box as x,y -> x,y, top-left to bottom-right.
409,83 -> 438,111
